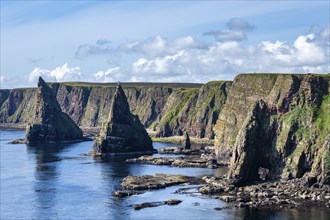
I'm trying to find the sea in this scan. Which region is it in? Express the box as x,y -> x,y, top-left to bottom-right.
1,129 -> 329,220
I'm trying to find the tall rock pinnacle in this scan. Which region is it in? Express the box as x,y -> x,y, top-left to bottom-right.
93,82 -> 153,155
26,77 -> 83,143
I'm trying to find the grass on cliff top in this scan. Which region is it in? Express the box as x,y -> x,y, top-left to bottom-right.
152,137 -> 214,144
50,81 -> 203,89
203,80 -> 227,87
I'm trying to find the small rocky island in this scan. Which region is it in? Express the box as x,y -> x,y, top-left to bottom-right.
25,77 -> 83,144
92,82 -> 154,156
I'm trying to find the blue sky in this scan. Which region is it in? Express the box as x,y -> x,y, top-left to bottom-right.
1,0 -> 329,88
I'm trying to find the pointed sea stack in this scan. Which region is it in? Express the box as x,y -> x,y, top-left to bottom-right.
26,77 -> 83,143
92,82 -> 153,155
182,132 -> 191,150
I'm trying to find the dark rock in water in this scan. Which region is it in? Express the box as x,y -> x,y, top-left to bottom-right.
133,199 -> 182,210
121,174 -> 190,190
165,199 -> 182,205
182,132 -> 191,150
113,190 -> 142,198
9,138 -> 27,144
26,77 -> 83,143
92,82 -> 153,155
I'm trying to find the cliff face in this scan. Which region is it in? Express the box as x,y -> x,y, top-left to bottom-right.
0,82 -> 227,139
92,83 -> 153,155
214,74 -> 330,185
152,81 -> 231,138
26,77 -> 83,143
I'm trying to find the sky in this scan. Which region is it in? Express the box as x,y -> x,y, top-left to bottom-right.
1,0 -> 329,89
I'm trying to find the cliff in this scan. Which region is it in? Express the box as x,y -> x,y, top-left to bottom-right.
0,81 -> 228,139
214,74 -> 330,185
152,81 -> 231,138
26,77 -> 83,143
92,83 -> 153,155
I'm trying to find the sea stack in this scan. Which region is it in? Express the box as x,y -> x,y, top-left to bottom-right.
182,132 -> 191,150
92,82 -> 153,155
26,77 -> 83,144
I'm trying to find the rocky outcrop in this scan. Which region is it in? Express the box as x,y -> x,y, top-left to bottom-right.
121,174 -> 190,190
26,77 -> 83,143
200,176 -> 330,209
214,74 -> 330,185
127,155 -> 223,169
92,83 -> 153,155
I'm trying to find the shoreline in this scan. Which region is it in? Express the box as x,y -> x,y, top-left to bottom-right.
0,123 -> 214,144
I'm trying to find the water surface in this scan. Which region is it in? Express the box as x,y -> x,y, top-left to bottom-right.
1,129 -> 329,220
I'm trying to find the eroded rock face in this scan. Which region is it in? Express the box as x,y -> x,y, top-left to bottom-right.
92,83 -> 153,155
154,81 -> 231,138
26,77 -> 83,143
214,74 -> 330,185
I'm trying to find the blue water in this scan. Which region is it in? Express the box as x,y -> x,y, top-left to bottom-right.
1,129 -> 329,220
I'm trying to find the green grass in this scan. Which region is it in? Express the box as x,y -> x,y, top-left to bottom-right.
152,137 -> 214,144
50,82 -> 203,89
156,88 -> 199,128
315,95 -> 330,140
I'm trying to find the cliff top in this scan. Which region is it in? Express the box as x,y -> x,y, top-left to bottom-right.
50,81 -> 205,89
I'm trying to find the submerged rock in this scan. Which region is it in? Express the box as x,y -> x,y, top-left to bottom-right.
92,82 -> 153,155
26,77 -> 83,143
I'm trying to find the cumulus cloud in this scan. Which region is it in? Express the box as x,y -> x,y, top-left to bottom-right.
28,63 -> 83,84
93,66 -> 126,82
71,24 -> 329,84
227,18 -> 256,31
119,35 -> 206,58
88,25 -> 329,84
125,28 -> 329,82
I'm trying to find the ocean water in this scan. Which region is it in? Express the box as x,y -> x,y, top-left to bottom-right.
1,129 -> 329,220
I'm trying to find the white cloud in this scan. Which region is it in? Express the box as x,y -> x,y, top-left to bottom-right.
28,63 -> 83,84
294,34 -> 326,65
124,30 -> 329,82
0,76 -> 5,86
118,35 -> 206,58
26,26 -> 330,86
93,66 -> 126,82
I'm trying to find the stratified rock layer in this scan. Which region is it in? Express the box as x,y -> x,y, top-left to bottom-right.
214,74 -> 330,185
92,83 -> 153,155
26,77 -> 83,143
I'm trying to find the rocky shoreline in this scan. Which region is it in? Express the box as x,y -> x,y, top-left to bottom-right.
126,155 -> 224,169
121,144 -> 330,211
199,176 -> 330,210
